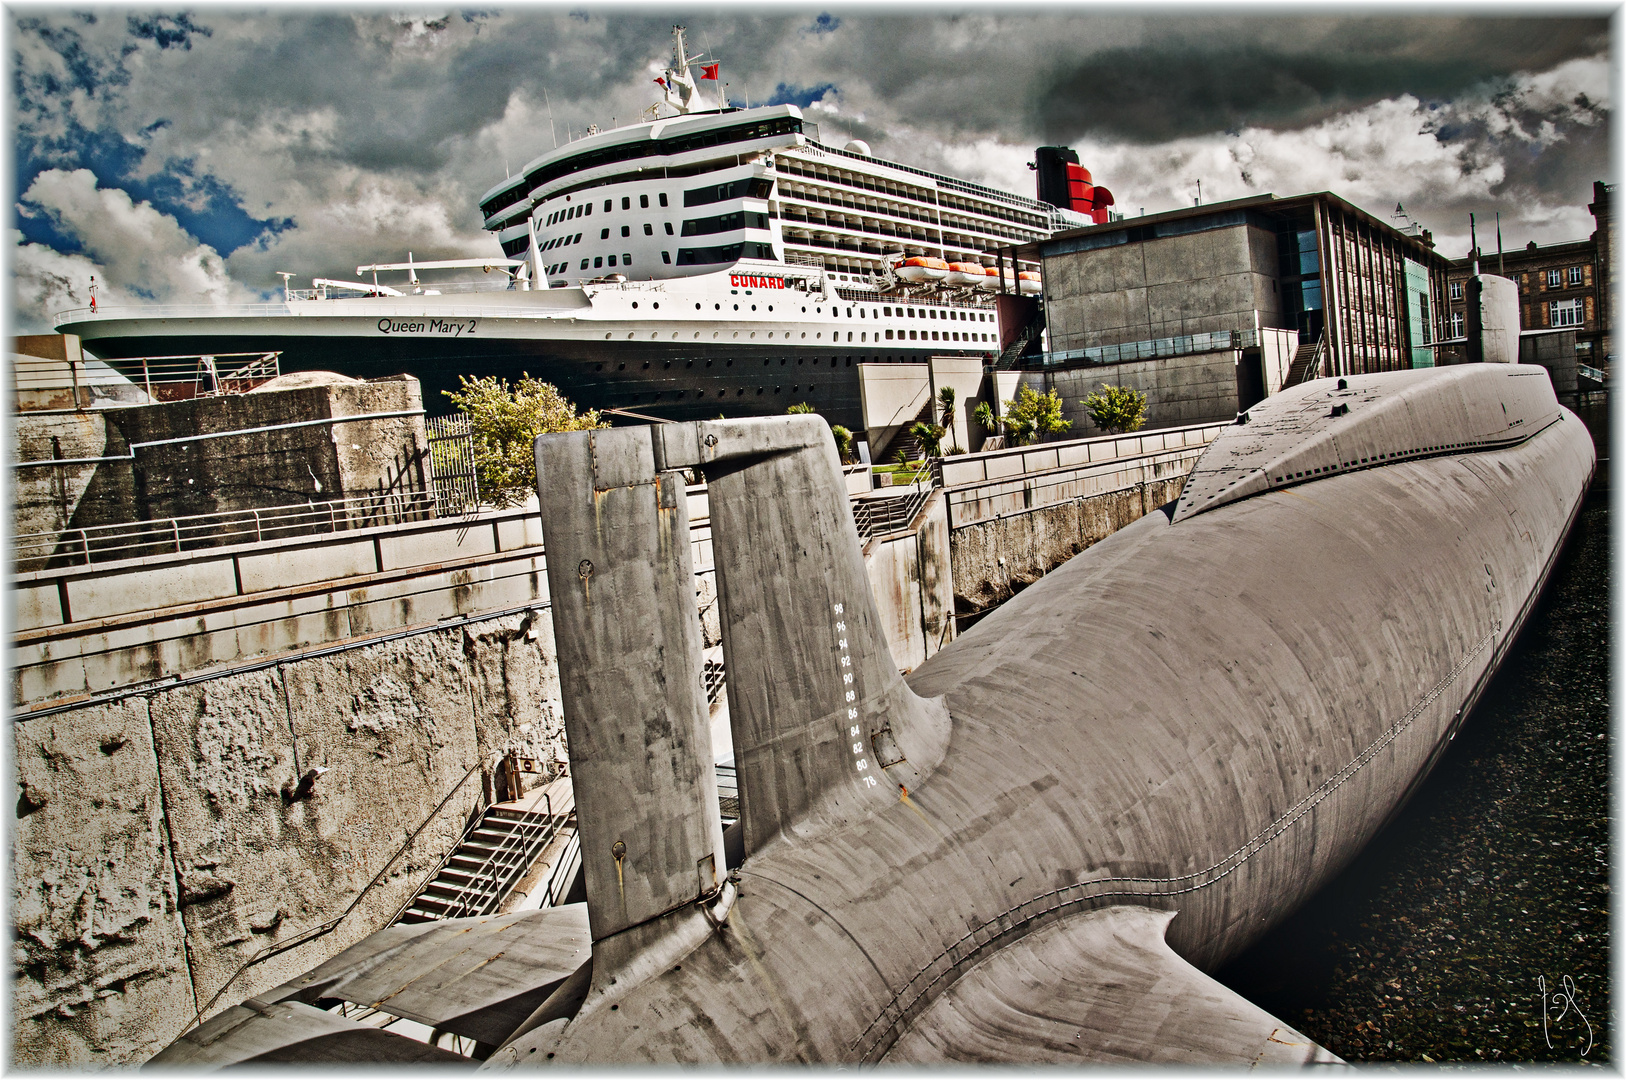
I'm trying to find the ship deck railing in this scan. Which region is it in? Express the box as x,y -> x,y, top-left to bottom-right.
286,279 -> 524,301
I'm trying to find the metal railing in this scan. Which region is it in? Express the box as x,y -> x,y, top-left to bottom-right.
12,351 -> 280,405
852,487 -> 932,539
426,415 -> 480,513
15,490 -> 437,570
1040,328 -> 1263,368
183,757 -> 491,1032
432,811 -> 563,922
540,830 -> 582,908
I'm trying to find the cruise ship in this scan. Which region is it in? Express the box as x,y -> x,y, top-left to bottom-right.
56,28 -> 1108,446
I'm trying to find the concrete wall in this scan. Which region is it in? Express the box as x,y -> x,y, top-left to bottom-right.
13,376 -> 431,571
1043,224 -> 1283,352
1022,348 -> 1244,432
861,490 -> 956,673
858,362 -> 930,457
11,607 -> 562,1068
949,473 -> 1190,617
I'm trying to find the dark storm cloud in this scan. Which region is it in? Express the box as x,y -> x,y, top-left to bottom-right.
1030,16 -> 1608,143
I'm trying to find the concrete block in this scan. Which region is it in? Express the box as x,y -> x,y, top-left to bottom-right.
11,699 -> 195,1067
237,539 -> 378,595
494,514 -> 544,552
67,559 -> 239,623
14,583 -> 62,631
376,521 -> 496,571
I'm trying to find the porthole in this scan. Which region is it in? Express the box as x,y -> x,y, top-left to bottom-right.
631,301 -> 638,309
750,331 -> 756,338
696,303 -> 702,310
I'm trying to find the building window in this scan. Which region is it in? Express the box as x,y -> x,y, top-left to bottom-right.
594,256 -> 603,269
662,251 -> 671,264
607,255 -> 616,267
644,223 -> 654,235
1448,310 -> 1464,338
1552,298 -> 1583,327
1568,265 -> 1585,286
1546,268 -> 1563,288
659,192 -> 669,207
601,228 -> 610,240
1418,292 -> 1431,344
623,254 -> 632,266
581,259 -> 590,270
603,199 -> 612,212
665,222 -> 674,235
622,225 -> 631,238
1449,281 -> 1463,301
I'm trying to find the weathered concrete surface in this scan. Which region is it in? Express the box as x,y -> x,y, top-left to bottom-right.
11,698 -> 193,1067
951,475 -> 1187,616
862,490 -> 955,673
10,410 -> 118,551
10,607 -> 555,1068
1021,348 -> 1244,432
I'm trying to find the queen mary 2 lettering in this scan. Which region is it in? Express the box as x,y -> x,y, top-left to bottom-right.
55,25 -> 1079,443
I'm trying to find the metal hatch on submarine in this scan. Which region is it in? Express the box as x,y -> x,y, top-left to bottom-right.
154,326 -> 1593,1066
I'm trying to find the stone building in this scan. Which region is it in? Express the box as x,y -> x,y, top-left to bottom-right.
1443,181 -> 1614,371
1013,191 -> 1450,432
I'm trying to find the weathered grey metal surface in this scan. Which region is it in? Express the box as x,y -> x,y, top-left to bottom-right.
882,905 -> 1343,1064
149,906 -> 589,1064
483,365 -> 1590,1065
148,998 -> 469,1065
533,428 -> 723,945
1467,274 -> 1521,364
1173,364 -> 1562,522
653,417 -> 950,859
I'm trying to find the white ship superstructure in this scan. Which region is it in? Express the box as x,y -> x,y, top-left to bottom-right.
56,26 -> 1074,443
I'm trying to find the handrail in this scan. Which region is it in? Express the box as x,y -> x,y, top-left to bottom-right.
541,829 -> 582,908
437,810 -> 560,921
182,756 -> 490,1032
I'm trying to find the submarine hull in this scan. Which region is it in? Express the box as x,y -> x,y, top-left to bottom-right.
492,367 -> 1593,1065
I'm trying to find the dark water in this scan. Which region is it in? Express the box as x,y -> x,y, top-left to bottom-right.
1218,487 -> 1611,1063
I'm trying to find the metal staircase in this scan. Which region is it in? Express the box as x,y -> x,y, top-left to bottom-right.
996,313 -> 1045,370
1280,336 -> 1327,389
397,805 -> 565,923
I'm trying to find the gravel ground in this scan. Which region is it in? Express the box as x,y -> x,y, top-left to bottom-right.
1218,488 -> 1610,1064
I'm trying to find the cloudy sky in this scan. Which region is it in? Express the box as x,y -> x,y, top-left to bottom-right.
9,5 -> 1613,332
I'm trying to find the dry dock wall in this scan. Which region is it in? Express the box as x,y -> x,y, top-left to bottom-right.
11,486 -> 961,1066
11,608 -> 561,1067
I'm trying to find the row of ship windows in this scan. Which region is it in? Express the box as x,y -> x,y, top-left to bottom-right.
595,328 -> 996,344
541,242 -> 780,276
544,211 -> 773,249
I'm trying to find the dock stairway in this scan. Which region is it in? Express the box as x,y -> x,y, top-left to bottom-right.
1280,336 -> 1326,389
396,804 -> 567,924
995,312 -> 1045,370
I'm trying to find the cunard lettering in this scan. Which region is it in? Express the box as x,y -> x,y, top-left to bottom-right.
729,274 -> 786,290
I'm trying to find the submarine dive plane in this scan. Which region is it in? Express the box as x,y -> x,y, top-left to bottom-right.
153,359 -> 1594,1065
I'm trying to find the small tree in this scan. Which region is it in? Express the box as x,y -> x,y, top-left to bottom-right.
973,400 -> 998,434
787,402 -> 816,414
444,374 -> 608,508
829,424 -> 856,463
1083,384 -> 1148,434
1001,385 -> 1070,445
936,385 -> 957,427
909,420 -> 947,459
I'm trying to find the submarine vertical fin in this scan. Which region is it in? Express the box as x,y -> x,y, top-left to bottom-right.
655,416 -> 951,858
533,428 -> 724,945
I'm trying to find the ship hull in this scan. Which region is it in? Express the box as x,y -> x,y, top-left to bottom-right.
63,291 -> 997,427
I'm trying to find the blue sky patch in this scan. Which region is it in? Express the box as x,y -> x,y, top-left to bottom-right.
768,82 -> 838,109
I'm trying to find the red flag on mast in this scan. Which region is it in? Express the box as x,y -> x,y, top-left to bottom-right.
700,62 -> 719,80
653,76 -> 666,87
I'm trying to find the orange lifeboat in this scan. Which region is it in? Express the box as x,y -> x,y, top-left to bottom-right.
976,265 -> 1001,291
946,261 -> 988,287
894,256 -> 950,283
1017,270 -> 1042,296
